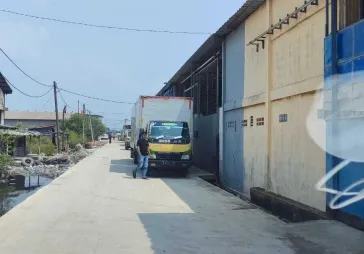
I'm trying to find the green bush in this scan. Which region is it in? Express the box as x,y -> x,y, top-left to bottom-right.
68,131 -> 83,149
27,136 -> 55,154
0,153 -> 14,173
43,144 -> 57,156
30,143 -> 56,156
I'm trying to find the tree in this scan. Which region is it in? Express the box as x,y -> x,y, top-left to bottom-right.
15,122 -> 24,130
0,154 -> 13,174
64,114 -> 106,142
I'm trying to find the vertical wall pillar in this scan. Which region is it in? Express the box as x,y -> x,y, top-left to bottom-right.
264,0 -> 274,190
219,41 -> 226,184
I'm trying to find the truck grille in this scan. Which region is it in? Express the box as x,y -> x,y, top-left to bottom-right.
156,152 -> 182,161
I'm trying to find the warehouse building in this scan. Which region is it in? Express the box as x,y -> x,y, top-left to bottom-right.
5,111 -> 103,128
157,0 -> 364,230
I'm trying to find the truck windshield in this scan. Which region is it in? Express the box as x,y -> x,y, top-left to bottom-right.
149,122 -> 189,140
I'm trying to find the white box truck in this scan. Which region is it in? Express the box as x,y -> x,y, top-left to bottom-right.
122,124 -> 131,149
130,96 -> 193,176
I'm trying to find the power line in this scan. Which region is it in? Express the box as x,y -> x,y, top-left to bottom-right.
0,48 -> 52,87
0,46 -> 135,104
4,76 -> 53,98
59,87 -> 135,104
38,94 -> 53,110
58,89 -> 77,111
0,9 -> 212,35
89,110 -> 126,115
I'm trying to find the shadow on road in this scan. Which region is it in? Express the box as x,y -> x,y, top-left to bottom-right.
109,159 -> 134,178
136,177 -> 364,253
108,157 -> 364,253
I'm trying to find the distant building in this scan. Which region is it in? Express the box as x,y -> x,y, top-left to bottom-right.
5,111 -> 103,128
0,72 -> 13,125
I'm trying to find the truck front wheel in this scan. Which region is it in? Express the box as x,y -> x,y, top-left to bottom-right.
180,168 -> 189,177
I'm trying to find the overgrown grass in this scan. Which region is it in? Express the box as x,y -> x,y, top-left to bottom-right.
68,131 -> 83,149
0,186 -> 15,196
27,136 -> 57,156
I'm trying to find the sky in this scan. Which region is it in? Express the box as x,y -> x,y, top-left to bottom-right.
0,0 -> 245,128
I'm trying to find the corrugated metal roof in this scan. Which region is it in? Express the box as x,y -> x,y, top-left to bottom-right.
215,0 -> 266,36
0,72 -> 13,94
0,129 -> 41,136
5,111 -> 74,120
157,0 -> 265,95
5,111 -> 103,120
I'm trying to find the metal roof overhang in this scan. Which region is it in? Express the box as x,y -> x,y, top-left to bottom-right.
156,0 -> 265,96
0,72 -> 13,94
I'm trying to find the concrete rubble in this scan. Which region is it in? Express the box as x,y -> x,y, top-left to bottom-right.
7,144 -> 93,178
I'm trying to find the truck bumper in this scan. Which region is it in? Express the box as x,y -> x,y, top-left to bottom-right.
149,160 -> 192,169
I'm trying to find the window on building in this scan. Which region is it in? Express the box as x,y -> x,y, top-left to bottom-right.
187,59 -> 219,116
256,117 -> 264,126
339,0 -> 364,30
279,114 -> 288,122
250,116 -> 254,126
241,120 -> 247,127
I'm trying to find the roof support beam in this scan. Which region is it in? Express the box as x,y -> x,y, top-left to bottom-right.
247,0 -> 319,52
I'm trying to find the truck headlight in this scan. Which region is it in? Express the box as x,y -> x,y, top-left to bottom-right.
149,154 -> 156,159
181,154 -> 190,160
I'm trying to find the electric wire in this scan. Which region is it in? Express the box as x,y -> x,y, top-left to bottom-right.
4,76 -> 53,98
0,47 -> 135,104
0,48 -> 52,87
38,94 -> 53,110
58,89 -> 77,111
0,9 -> 212,35
59,87 -> 135,104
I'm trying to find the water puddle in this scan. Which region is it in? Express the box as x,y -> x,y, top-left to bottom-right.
0,176 -> 53,217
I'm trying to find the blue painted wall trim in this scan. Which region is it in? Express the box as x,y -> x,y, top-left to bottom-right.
324,19 -> 364,220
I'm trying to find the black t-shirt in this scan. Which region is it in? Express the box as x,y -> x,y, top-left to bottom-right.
137,138 -> 149,156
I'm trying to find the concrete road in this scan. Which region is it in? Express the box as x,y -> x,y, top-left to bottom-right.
0,142 -> 363,254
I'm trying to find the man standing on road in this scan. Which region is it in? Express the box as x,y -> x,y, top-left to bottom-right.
133,132 -> 150,180
108,132 -> 112,144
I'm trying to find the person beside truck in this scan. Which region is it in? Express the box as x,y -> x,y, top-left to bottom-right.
133,132 -> 150,180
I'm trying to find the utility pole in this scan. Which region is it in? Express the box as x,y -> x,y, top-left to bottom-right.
62,105 -> 67,151
82,104 -> 86,145
53,81 -> 61,154
89,110 -> 94,143
78,100 -> 80,127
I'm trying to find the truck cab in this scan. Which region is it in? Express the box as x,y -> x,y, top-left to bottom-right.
146,120 -> 192,175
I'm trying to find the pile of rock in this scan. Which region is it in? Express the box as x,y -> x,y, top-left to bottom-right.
8,143 -> 91,178
68,144 -> 89,164
7,164 -> 70,178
